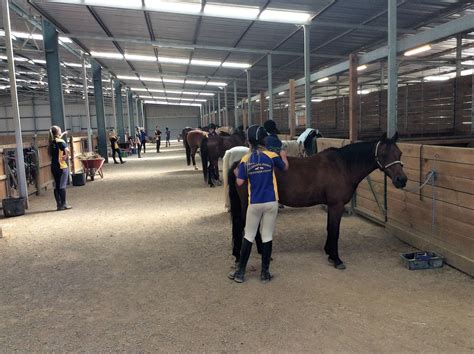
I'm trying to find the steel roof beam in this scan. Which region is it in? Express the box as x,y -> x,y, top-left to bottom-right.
57,33 -> 345,59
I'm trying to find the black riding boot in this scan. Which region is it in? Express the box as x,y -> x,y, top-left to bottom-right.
59,189 -> 72,210
228,239 -> 252,283
54,189 -> 61,210
261,241 -> 273,283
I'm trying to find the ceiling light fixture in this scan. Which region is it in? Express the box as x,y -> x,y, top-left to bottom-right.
90,51 -> 124,59
204,3 -> 259,20
191,59 -> 222,67
259,8 -> 311,24
357,65 -> 368,71
222,62 -> 251,69
317,77 -> 329,83
146,0 -> 202,15
124,54 -> 156,62
404,45 -> 431,56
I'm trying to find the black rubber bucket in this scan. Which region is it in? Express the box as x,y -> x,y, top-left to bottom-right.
72,172 -> 86,186
2,197 -> 26,217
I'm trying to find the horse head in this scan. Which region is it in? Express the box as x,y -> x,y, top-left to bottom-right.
375,132 -> 407,189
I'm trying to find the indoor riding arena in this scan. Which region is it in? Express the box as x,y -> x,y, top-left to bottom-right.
0,0 -> 473,352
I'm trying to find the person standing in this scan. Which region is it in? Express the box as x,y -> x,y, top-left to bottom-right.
109,130 -> 125,164
263,119 -> 283,154
165,127 -> 171,147
154,125 -> 162,153
208,123 -> 217,137
228,125 -> 289,283
49,125 -> 72,211
140,128 -> 147,154
135,127 -> 142,158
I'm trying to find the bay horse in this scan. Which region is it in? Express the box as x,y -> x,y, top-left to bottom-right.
228,133 -> 408,270
201,129 -> 246,187
184,129 -> 208,170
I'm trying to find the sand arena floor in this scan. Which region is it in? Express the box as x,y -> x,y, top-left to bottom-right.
0,142 -> 472,352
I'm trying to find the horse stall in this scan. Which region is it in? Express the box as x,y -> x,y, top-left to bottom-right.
317,138 -> 474,276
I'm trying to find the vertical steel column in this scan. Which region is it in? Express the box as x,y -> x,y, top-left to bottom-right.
134,97 -> 140,128
212,97 -> 215,123
224,86 -> 228,126
127,89 -> 134,137
234,81 -> 239,127
92,60 -> 108,162
387,0 -> 398,138
114,79 -> 125,141
349,54 -> 359,142
217,91 -> 222,126
246,69 -> 252,125
110,78 -> 117,129
267,54 -> 273,120
303,24 -> 311,128
137,99 -> 143,127
142,101 -> 147,132
208,100 -> 211,126
471,71 -> 474,134
2,0 -> 28,204
82,54 -> 92,152
456,35 -> 462,78
43,19 -> 65,129
289,79 -> 296,137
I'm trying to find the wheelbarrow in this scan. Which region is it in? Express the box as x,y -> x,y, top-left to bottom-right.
81,158 -> 105,181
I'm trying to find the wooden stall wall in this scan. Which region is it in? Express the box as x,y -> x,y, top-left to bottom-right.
316,138 -> 474,275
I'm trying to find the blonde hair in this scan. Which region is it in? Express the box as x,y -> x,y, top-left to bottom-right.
48,125 -> 61,156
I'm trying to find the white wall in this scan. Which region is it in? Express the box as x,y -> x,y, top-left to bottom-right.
145,105 -> 200,139
0,94 -> 129,136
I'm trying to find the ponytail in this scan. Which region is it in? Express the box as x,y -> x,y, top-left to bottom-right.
48,126 -> 60,156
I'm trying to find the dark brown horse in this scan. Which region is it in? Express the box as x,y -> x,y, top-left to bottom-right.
184,129 -> 207,170
228,133 -> 408,269
201,129 -> 246,187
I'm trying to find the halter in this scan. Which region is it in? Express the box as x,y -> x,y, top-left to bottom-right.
375,141 -> 404,171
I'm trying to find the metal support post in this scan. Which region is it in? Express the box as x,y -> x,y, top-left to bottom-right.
2,0 -> 28,205
110,78 -> 117,129
127,89 -> 134,137
387,0 -> 398,138
303,24 -> 312,128
114,79 -> 125,141
217,91 -> 222,126
43,19 -> 65,128
82,54 -> 92,152
91,60 -> 108,162
247,69 -> 252,125
234,81 -> 239,127
224,86 -> 228,126
267,54 -> 273,120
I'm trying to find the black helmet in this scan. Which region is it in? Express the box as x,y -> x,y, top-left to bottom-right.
263,120 -> 280,134
208,123 -> 216,130
246,125 -> 267,146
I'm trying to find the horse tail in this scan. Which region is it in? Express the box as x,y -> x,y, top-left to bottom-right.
201,137 -> 209,182
228,160 -> 244,261
183,134 -> 191,166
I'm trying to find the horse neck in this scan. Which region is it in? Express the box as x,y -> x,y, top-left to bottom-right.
342,142 -> 378,186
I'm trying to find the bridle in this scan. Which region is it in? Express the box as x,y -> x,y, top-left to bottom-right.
375,141 -> 403,171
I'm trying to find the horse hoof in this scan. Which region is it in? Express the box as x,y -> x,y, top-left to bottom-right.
209,184 -> 215,188
194,167 -> 198,170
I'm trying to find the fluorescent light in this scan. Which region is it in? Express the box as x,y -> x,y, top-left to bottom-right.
259,9 -> 311,24
198,92 -> 215,96
186,80 -> 207,85
146,0 -> 202,15
311,98 -> 323,102
117,75 -> 140,80
461,69 -> 473,76
158,56 -> 190,64
461,60 -> 474,66
358,89 -> 370,94
85,0 -> 142,6
256,99 -> 260,102
162,78 -> 185,84
90,51 -> 124,59
278,91 -> 285,96
222,62 -> 251,69
265,96 -> 270,99
317,77 -> 329,83
424,75 -> 450,81
141,76 -> 163,82
63,62 -> 90,68
124,54 -> 156,62
0,55 -> 28,62
206,81 -> 227,86
131,88 -> 148,92
0,85 -> 10,90
404,45 -> 431,56
58,36 -> 73,43
32,59 -> 46,64
357,65 -> 367,71
204,3 -> 259,20
191,59 -> 221,67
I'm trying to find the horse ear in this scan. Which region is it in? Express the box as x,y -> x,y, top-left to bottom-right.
380,132 -> 387,141
391,132 -> 399,142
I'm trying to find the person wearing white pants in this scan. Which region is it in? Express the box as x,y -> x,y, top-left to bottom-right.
229,125 -> 289,283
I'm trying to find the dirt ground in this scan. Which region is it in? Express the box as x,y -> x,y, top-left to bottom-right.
0,142 -> 472,352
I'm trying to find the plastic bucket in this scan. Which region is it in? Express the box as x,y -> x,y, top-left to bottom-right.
2,197 -> 26,217
72,172 -> 86,186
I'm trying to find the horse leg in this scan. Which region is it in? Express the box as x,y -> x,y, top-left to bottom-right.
208,160 -> 215,187
325,203 -> 346,270
191,147 -> 198,170
214,161 -> 221,186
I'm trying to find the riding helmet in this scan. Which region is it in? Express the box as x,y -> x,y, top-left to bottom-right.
208,123 -> 216,130
246,125 -> 267,146
263,120 -> 280,135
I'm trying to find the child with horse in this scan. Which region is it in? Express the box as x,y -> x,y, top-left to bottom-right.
228,125 -> 289,284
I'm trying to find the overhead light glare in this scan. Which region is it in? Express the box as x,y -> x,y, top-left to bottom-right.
141,76 -> 163,82
278,91 -> 285,96
317,77 -> 329,83
158,56 -> 190,64
204,3 -> 259,20
162,78 -> 185,84
259,9 -> 311,24
124,54 -> 156,62
146,0 -> 202,15
222,62 -> 251,69
357,65 -> 367,71
404,44 -> 431,56
191,59 -> 221,67
424,75 -> 450,81
91,51 -> 124,59
311,98 -> 323,102
117,75 -> 140,80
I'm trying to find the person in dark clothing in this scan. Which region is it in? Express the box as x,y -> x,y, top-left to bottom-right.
154,126 -> 162,153
165,127 -> 171,147
109,130 -> 125,164
208,123 -> 217,137
263,120 -> 283,154
135,127 -> 142,158
140,128 -> 147,154
49,125 -> 72,211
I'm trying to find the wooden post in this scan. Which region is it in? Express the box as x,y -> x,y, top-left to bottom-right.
289,79 -> 296,138
260,91 -> 265,125
349,54 -> 358,142
69,134 -> 76,174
